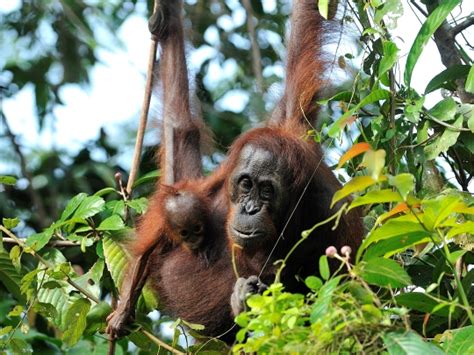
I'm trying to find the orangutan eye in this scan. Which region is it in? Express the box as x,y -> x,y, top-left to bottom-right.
193,223 -> 203,234
239,177 -> 252,192
260,184 -> 273,200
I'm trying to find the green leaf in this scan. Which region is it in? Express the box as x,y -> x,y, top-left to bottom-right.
383,330 -> 444,355
395,293 -> 453,317
428,97 -> 458,121
33,302 -> 59,319
360,257 -> 411,288
319,255 -> 330,281
62,298 -> 91,347
93,187 -> 117,197
318,0 -> 329,19
9,245 -> 22,272
350,189 -> 401,210
379,41 -> 399,77
331,176 -> 379,207
361,149 -> 386,180
9,338 -> 32,354
60,193 -> 88,221
2,218 -> 19,229
425,65 -> 471,94
424,115 -> 463,160
73,196 -> 105,219
357,220 -> 430,261
97,215 -> 125,231
328,90 -> 391,137
0,175 -> 17,185
388,174 -> 415,201
404,0 -> 460,86
0,252 -> 23,302
443,326 -> 474,354
305,276 -> 323,291
103,235 -> 129,290
25,229 -> 54,251
127,198 -> 148,214
466,65 -> 474,94
133,170 -> 160,188
364,233 -> 431,260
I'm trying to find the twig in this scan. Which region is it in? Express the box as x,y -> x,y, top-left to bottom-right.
126,36 -> 158,196
2,237 -> 79,247
450,15 -> 474,37
141,329 -> 185,355
0,113 -> 49,228
242,0 -> 264,93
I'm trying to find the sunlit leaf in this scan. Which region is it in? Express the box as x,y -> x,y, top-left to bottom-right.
361,149 -> 386,180
404,0 -> 460,86
331,176 -> 381,208
349,189 -> 402,210
0,176 -> 17,185
337,142 -> 371,169
388,174 -> 415,201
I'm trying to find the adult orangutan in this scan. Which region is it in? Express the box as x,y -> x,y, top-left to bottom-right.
106,0 -> 363,341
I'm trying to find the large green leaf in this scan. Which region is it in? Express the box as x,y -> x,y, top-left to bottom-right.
363,233 -> 431,260
0,251 -> 24,303
395,292 -> 458,318
73,196 -> 105,219
103,235 -> 129,290
349,189 -> 402,210
404,0 -> 460,86
383,330 -> 444,355
357,220 -> 431,261
359,257 -> 411,288
442,326 -> 474,354
425,65 -> 471,94
97,215 -> 125,231
331,176 -> 379,207
62,298 -> 91,347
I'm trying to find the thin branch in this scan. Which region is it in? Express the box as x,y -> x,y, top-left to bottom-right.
126,37 -> 158,196
141,329 -> 185,355
450,15 -> 474,37
242,0 -> 264,93
0,113 -> 49,228
2,237 -> 79,247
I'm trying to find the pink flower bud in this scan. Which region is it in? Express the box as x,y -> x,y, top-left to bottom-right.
325,246 -> 338,258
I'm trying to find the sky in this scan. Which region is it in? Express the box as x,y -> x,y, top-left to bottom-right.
0,0 -> 473,173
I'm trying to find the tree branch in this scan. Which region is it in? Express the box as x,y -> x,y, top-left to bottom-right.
242,0 -> 264,93
2,237 -> 79,247
450,15 -> 474,37
425,1 -> 473,104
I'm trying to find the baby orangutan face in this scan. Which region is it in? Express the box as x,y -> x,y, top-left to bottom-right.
164,190 -> 207,251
